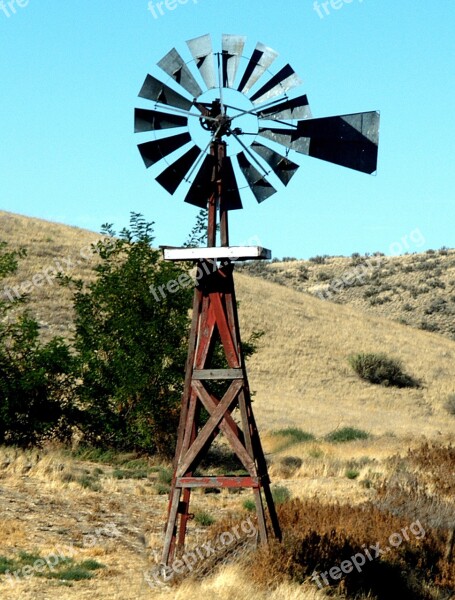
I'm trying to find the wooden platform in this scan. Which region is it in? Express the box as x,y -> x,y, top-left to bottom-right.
162,246 -> 271,261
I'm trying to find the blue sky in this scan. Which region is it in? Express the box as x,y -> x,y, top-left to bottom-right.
1,1 -> 454,259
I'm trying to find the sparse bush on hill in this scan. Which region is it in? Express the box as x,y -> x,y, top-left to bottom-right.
348,353 -> 419,388
309,255 -> 327,264
271,484 -> 291,505
272,427 -> 315,443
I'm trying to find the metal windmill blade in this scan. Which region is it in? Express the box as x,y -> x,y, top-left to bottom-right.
256,94 -> 312,121
134,108 -> 187,133
158,47 -> 203,98
186,34 -> 216,90
249,64 -> 302,105
237,42 -> 278,93
237,152 -> 277,203
250,142 -> 299,186
222,34 -> 246,88
138,74 -> 193,110
137,132 -> 193,169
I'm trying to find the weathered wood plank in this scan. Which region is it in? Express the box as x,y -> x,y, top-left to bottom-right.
162,246 -> 272,261
177,476 -> 259,488
192,368 -> 243,380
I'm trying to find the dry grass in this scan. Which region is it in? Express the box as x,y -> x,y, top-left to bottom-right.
238,250 -> 455,339
0,210 -> 102,341
0,445 -> 359,599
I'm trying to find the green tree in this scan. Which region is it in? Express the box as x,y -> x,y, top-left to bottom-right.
64,213 -> 193,456
0,243 -> 76,446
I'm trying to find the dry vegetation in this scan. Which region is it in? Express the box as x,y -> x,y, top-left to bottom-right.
0,211 -> 454,599
238,250 -> 455,339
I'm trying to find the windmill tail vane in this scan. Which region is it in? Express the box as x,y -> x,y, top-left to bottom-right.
134,34 -> 380,567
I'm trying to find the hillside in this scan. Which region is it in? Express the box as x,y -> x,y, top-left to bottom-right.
237,250 -> 455,340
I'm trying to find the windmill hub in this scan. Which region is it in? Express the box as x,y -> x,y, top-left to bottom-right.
199,99 -> 233,137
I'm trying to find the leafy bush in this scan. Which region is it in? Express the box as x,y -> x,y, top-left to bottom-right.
425,296 -> 448,314
280,456 -> 303,471
0,550 -> 104,582
242,498 -> 256,512
309,255 -> 328,264
345,468 -> 360,479
325,427 -> 369,443
348,353 -> 419,388
316,271 -> 331,281
62,214 -> 193,457
419,320 -> 439,333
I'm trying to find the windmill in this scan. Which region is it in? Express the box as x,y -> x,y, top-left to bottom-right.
134,33 -> 379,567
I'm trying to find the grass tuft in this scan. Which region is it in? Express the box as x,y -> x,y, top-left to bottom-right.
325,427 -> 370,443
194,511 -> 215,527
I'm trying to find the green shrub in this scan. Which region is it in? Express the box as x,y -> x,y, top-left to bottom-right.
271,485 -> 291,505
194,511 -> 215,526
272,428 -> 315,443
242,498 -> 256,512
0,551 -> 104,582
280,456 -> 303,470
316,271 -> 331,281
348,353 -> 419,388
325,427 -> 369,443
155,483 -> 170,495
309,255 -> 328,264
77,474 -> 101,492
61,214 -> 193,457
420,320 -> 439,332
157,466 -> 173,485
112,468 -> 148,480
308,447 -> 323,459
345,469 -> 360,479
